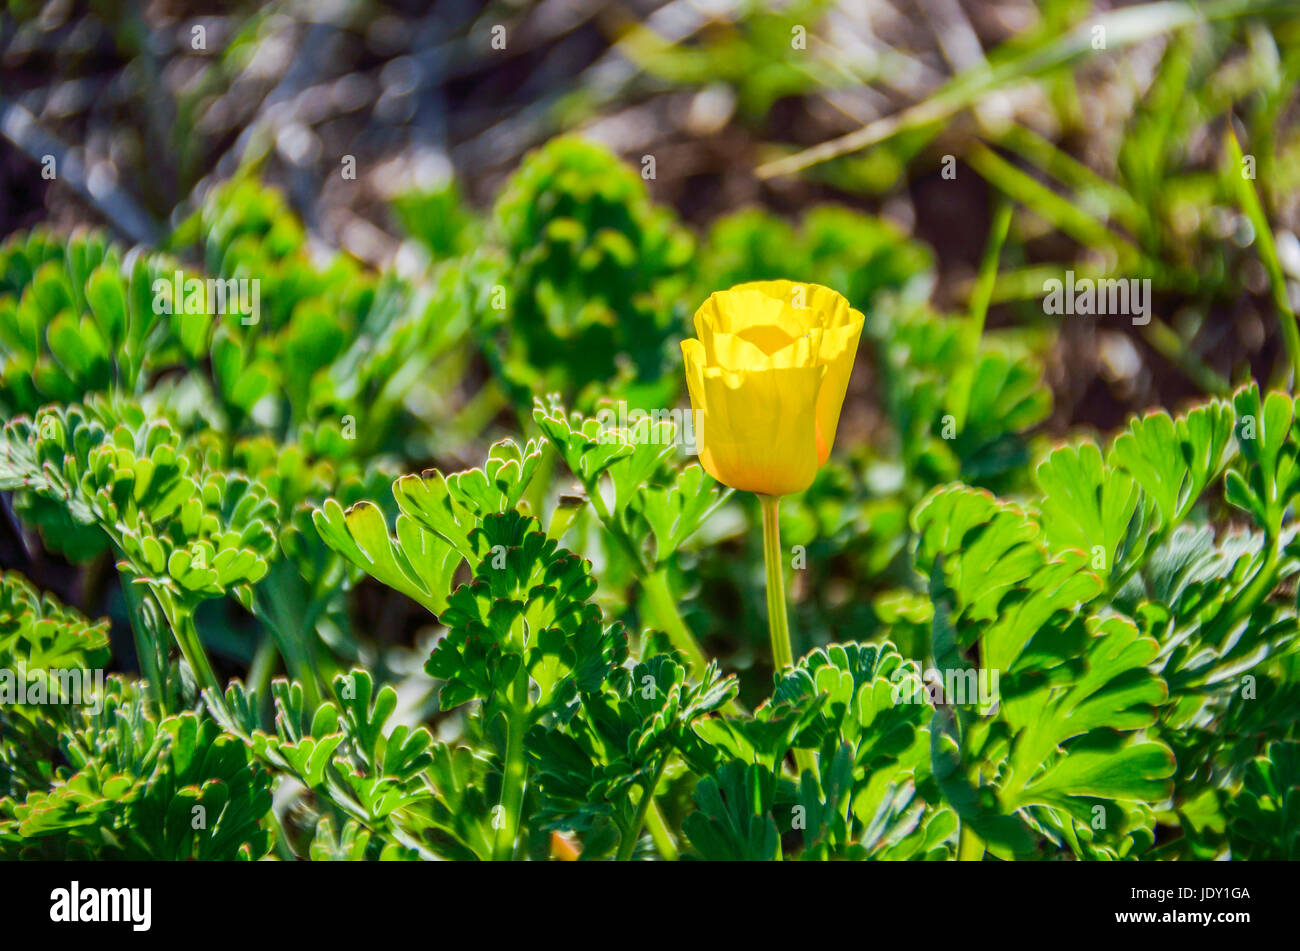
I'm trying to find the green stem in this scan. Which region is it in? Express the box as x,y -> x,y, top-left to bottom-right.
249,633 -> 278,724
176,614 -> 221,698
587,476 -> 648,574
587,477 -> 715,685
248,633 -> 279,693
163,593 -> 230,720
759,495 -> 816,777
760,495 -> 794,672
959,821 -> 985,861
617,755 -> 670,861
546,496 -> 583,541
644,798 -> 679,861
1203,539 -> 1281,646
121,579 -> 167,713
642,569 -> 708,677
493,672 -> 531,861
524,449 -> 557,525
266,802 -> 298,861
253,582 -> 322,709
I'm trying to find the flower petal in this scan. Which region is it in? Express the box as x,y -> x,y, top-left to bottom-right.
693,364 -> 825,496
695,281 -> 815,340
812,312 -> 864,463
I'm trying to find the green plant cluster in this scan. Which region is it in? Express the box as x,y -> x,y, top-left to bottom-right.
0,137 -> 1295,860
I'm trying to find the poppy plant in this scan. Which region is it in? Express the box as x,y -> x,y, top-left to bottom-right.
682,281 -> 864,744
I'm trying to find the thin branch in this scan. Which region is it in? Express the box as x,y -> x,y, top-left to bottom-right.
0,95 -> 161,246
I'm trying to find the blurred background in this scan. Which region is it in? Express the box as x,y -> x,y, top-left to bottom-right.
5,0 -> 1299,416
2,0 -> 1299,701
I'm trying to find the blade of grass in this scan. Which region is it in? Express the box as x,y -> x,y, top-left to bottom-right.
1226,128 -> 1300,388
948,197 -> 1013,432
989,262 -> 1219,302
757,0 -> 1297,180
977,261 -> 1232,396
1140,318 -> 1232,397
987,265 -> 1103,303
966,141 -> 1142,269
997,123 -> 1145,234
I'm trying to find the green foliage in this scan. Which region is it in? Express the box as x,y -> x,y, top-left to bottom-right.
528,653 -> 735,858
1225,742 -> 1300,860
683,761 -> 782,860
1,674 -> 273,860
914,485 -> 1174,858
533,397 -> 729,572
0,229 -> 180,416
313,437 -> 544,616
0,570 -> 110,672
0,573 -> 112,801
208,671 -> 434,857
168,178 -> 440,450
0,402 -> 278,606
488,137 -> 693,408
690,641 -> 950,860
2,133 -> 1297,862
621,0 -> 844,118
391,177 -> 480,260
696,206 -> 933,311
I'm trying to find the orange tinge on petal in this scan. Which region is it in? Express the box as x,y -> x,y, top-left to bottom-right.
549,831 -> 581,861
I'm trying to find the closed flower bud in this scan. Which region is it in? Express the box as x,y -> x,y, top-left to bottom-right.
681,281 -> 864,496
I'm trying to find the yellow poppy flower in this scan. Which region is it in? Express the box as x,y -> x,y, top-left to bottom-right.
681,280 -> 864,496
